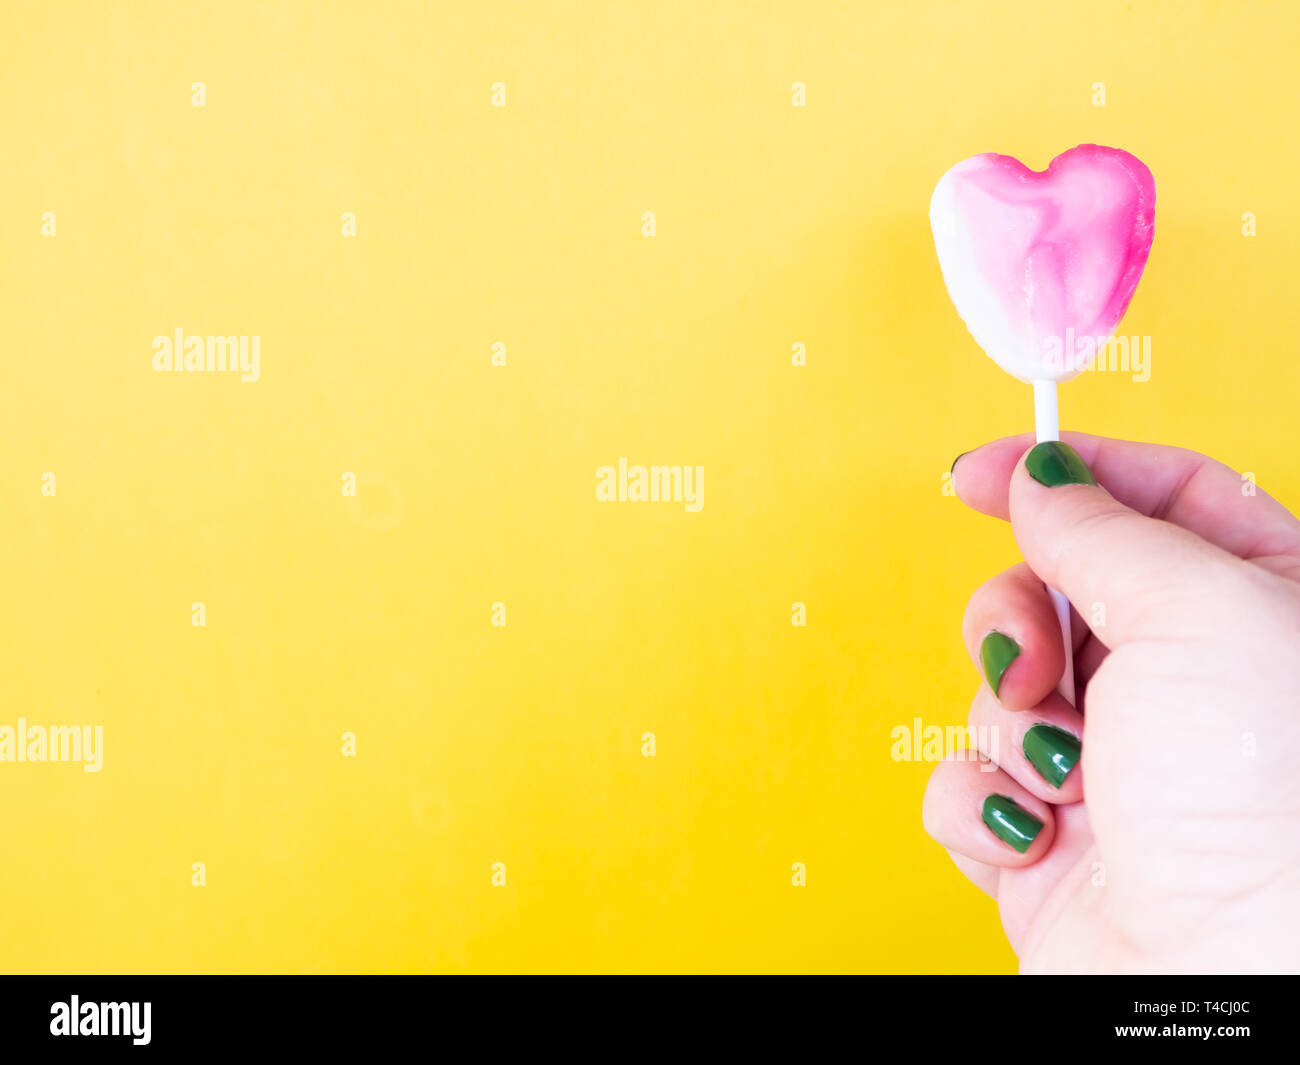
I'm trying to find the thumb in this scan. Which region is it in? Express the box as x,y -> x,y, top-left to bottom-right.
1008,441 -> 1259,647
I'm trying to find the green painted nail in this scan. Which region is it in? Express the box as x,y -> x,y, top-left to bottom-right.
982,795 -> 1043,853
1022,724 -> 1081,789
1025,441 -> 1096,487
950,450 -> 969,475
980,632 -> 1021,697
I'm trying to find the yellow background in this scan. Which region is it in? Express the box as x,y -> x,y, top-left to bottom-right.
1,0 -> 1297,973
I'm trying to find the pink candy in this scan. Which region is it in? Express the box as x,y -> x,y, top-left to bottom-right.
930,145 -> 1155,382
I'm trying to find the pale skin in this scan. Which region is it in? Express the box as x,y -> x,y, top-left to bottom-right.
926,433 -> 1300,973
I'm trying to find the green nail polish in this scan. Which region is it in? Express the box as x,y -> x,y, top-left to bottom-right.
982,795 -> 1043,853
1022,724 -> 1081,789
950,450 -> 969,475
1025,441 -> 1096,487
980,632 -> 1021,696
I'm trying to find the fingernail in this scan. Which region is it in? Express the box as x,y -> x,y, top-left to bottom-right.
1025,441 -> 1096,487
981,795 -> 1043,853
980,631 -> 1021,696
950,450 -> 969,475
1022,724 -> 1081,788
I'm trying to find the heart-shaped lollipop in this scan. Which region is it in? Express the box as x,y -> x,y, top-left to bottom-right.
930,144 -> 1156,704
931,144 -> 1155,383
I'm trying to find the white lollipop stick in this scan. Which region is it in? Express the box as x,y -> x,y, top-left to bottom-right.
1032,379 -> 1076,706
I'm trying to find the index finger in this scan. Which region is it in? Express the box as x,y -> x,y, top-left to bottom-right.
951,433 -> 1300,571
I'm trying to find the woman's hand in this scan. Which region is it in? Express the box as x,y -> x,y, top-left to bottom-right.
925,434 -> 1300,973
